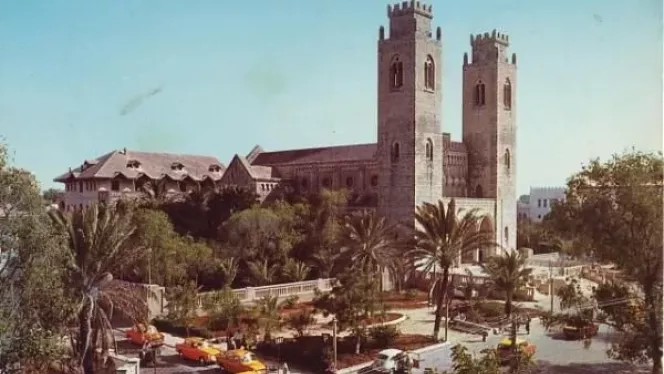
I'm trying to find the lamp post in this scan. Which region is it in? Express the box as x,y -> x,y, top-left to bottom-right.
332,318 -> 338,369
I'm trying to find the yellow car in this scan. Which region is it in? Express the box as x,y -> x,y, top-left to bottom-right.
496,337 -> 536,365
175,337 -> 222,365
125,324 -> 164,346
216,349 -> 268,374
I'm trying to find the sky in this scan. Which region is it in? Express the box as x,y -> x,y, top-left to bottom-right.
0,0 -> 661,196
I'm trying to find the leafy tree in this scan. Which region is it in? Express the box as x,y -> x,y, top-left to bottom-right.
201,287 -> 244,332
207,186 -> 259,236
128,208 -> 186,286
408,199 -> 496,340
544,150 -> 663,373
165,281 -> 201,337
286,310 -> 315,338
42,187 -> 63,203
0,144 -> 75,372
313,270 -> 381,354
224,206 -> 296,264
49,203 -> 150,374
441,344 -> 533,374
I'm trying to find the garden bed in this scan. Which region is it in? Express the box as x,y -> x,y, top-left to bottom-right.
381,290 -> 429,310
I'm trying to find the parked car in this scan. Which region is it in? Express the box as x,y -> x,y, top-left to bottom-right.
175,337 -> 222,365
216,349 -> 267,374
125,324 -> 164,346
371,349 -> 419,373
496,337 -> 536,365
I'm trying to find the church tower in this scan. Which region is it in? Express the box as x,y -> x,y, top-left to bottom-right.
462,31 -> 517,251
376,1 -> 444,229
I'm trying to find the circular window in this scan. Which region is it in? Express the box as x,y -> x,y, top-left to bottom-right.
322,177 -> 332,188
370,175 -> 378,187
345,177 -> 354,188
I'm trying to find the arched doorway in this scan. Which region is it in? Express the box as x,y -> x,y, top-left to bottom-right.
475,184 -> 484,198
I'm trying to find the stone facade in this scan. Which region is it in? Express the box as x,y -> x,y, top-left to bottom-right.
53,1 -> 519,257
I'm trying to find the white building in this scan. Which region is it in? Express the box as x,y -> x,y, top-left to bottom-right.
517,187 -> 566,222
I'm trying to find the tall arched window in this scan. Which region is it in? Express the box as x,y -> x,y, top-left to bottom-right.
475,184 -> 483,198
424,55 -> 435,90
503,78 -> 512,110
425,138 -> 433,161
391,142 -> 400,163
474,81 -> 486,106
504,148 -> 511,170
504,227 -> 509,243
390,56 -> 404,89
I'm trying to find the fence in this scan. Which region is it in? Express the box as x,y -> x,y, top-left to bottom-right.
196,278 -> 336,309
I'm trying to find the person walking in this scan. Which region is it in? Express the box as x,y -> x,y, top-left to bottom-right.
525,316 -> 531,335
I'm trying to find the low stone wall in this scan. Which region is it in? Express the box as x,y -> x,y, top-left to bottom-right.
197,278 -> 336,309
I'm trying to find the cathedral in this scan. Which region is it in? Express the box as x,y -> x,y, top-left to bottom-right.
55,1 -> 518,260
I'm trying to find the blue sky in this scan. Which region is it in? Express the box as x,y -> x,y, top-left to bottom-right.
0,0 -> 661,196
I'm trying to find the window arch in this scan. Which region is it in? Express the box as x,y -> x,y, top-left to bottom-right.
345,176 -> 354,188
370,175 -> 378,187
425,138 -> 433,161
301,178 -> 309,190
424,55 -> 435,90
475,184 -> 483,198
390,56 -> 404,89
504,148 -> 511,170
503,78 -> 512,110
474,81 -> 486,106
504,227 -> 509,243
322,177 -> 332,188
391,142 -> 400,163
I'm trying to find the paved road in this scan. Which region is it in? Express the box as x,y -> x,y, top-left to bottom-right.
113,330 -> 312,374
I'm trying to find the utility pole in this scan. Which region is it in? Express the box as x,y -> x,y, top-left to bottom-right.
332,318 -> 338,369
549,260 -> 554,313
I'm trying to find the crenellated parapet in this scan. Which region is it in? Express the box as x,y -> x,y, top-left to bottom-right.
387,0 -> 433,19
470,29 -> 509,48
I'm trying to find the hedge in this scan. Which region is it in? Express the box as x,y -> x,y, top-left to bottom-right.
151,319 -> 214,339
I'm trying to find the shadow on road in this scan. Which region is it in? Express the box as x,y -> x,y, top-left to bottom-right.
534,361 -> 650,374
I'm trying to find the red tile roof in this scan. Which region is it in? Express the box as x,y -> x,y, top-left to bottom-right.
251,143 -> 377,166
54,149 -> 225,182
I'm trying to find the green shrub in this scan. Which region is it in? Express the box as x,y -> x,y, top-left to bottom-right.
369,325 -> 400,348
404,288 -> 418,300
475,302 -> 504,319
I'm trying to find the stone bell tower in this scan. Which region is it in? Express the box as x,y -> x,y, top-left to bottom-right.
462,30 -> 518,251
376,1 -> 444,229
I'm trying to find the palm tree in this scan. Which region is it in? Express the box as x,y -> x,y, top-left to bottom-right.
218,257 -> 239,288
282,258 -> 311,282
311,246 -> 340,278
137,178 -> 177,208
49,203 -> 149,374
247,258 -> 279,286
408,199 -> 496,340
254,295 -> 282,341
480,250 -> 533,371
338,210 -> 400,290
480,250 -> 533,318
